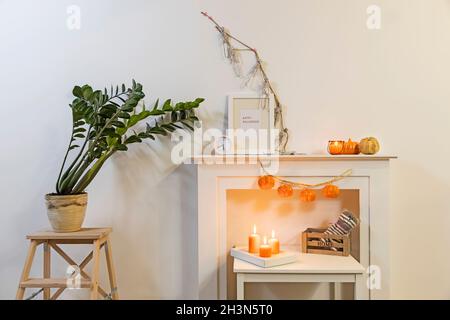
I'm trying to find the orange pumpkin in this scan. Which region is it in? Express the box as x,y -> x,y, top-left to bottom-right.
258,176 -> 275,190
300,188 -> 316,202
342,139 -> 360,155
322,184 -> 340,198
277,184 -> 293,198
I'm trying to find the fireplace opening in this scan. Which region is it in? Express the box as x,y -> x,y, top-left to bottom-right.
226,189 -> 360,299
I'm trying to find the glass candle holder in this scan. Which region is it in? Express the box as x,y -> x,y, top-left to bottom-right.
327,140 -> 345,155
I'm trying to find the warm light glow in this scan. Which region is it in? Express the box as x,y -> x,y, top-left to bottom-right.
253,224 -> 257,234
263,235 -> 267,245
271,230 -> 275,238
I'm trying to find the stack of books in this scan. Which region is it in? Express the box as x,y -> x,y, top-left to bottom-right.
230,246 -> 298,268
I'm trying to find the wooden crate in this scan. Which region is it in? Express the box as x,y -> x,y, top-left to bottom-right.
301,228 -> 350,256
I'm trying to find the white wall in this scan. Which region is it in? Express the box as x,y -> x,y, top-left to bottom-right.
1,0 -> 449,299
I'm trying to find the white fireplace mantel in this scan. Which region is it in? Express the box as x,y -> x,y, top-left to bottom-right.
191,154 -> 396,300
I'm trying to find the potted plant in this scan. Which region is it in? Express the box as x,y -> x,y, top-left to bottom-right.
48,80 -> 204,232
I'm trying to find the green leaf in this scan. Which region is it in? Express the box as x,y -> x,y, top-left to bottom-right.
69,145 -> 80,150
152,99 -> 159,111
116,144 -> 128,151
82,85 -> 93,100
112,121 -> 125,128
127,115 -> 140,128
101,104 -> 118,111
162,99 -> 172,111
116,127 -> 127,136
161,124 -> 175,132
122,84 -> 126,92
72,86 -> 83,98
148,109 -> 165,116
118,112 -> 130,119
124,135 -> 142,144
74,128 -> 86,133
74,133 -> 85,138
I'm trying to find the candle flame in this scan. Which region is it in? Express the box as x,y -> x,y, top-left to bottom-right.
253,224 -> 256,234
263,235 -> 267,245
271,230 -> 275,238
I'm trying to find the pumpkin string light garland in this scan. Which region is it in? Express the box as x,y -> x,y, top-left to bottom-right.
257,162 -> 351,202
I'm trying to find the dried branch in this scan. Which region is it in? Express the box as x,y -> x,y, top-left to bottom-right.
201,11 -> 289,153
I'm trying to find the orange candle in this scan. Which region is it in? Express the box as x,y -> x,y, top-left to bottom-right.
248,225 -> 260,253
328,140 -> 345,155
259,236 -> 272,258
268,230 -> 280,254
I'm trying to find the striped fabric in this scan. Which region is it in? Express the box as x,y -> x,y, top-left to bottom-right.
322,210 -> 359,250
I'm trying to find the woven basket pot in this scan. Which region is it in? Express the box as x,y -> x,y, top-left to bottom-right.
45,193 -> 87,232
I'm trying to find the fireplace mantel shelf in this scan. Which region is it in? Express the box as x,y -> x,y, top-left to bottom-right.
192,154 -> 397,163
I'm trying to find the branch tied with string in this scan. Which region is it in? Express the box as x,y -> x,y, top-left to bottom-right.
201,11 -> 289,153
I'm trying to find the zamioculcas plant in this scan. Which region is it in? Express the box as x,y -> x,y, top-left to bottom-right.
46,80 -> 204,232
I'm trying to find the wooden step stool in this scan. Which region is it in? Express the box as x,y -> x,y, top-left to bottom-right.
16,228 -> 118,300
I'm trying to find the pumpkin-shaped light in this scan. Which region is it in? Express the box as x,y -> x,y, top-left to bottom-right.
258,175 -> 275,190
300,188 -> 316,202
277,184 -> 293,198
322,184 -> 340,198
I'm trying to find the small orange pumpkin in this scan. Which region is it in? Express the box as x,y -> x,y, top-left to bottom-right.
342,139 -> 360,155
277,184 -> 293,198
322,184 -> 340,198
258,175 -> 275,190
300,188 -> 316,202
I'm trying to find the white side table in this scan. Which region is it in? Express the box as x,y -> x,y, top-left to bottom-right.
234,253 -> 366,300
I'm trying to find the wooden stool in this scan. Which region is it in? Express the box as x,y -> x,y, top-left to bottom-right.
16,228 -> 119,300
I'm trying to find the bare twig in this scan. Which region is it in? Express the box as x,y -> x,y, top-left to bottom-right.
201,11 -> 289,153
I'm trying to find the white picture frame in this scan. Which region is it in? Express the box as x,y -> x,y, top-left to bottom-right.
226,93 -> 275,155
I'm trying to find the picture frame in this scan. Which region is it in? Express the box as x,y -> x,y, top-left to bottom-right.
226,93 -> 275,154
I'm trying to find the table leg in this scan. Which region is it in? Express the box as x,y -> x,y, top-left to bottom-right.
332,282 -> 342,300
354,274 -> 364,300
236,273 -> 244,300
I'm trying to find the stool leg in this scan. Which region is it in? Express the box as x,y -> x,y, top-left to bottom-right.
104,238 -> 119,300
90,240 -> 101,300
43,241 -> 51,300
16,240 -> 38,300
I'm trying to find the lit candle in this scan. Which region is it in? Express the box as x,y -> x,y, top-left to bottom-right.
268,230 -> 280,254
248,224 -> 260,254
259,235 -> 272,258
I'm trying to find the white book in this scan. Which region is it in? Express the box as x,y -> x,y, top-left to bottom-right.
230,246 -> 298,268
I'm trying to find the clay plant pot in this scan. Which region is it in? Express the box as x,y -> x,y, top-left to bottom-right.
45,193 -> 87,232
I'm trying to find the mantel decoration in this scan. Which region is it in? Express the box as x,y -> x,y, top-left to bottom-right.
327,137 -> 380,155
201,11 -> 289,154
258,163 -> 352,202
48,80 -> 204,232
